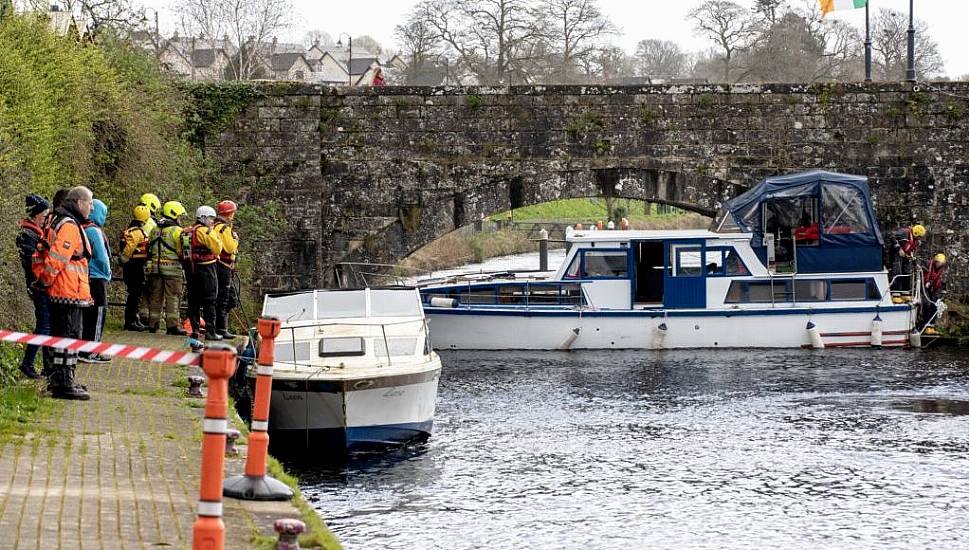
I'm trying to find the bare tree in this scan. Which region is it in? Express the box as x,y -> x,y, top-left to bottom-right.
303,29 -> 332,48
871,7 -> 944,81
353,34 -> 384,56
633,39 -> 688,80
395,14 -> 444,84
538,0 -> 617,84
174,0 -> 293,80
752,0 -> 787,25
688,0 -> 757,82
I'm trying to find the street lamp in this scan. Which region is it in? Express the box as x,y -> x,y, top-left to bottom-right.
905,0 -> 916,82
336,33 -> 352,87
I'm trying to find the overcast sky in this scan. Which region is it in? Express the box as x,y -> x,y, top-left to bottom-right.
139,0 -> 969,78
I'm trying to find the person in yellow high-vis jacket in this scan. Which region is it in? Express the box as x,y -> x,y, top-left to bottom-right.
147,201 -> 186,335
213,200 -> 239,339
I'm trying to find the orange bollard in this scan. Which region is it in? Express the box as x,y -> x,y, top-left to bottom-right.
222,316 -> 293,501
192,343 -> 237,550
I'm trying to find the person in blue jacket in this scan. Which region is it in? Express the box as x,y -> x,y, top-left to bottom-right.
80,198 -> 112,363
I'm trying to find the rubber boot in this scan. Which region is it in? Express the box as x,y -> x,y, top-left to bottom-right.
52,366 -> 90,401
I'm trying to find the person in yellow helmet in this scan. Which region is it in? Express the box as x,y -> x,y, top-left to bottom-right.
119,204 -> 152,331
888,223 -> 926,292
147,201 -> 187,335
921,252 -> 947,332
139,193 -> 161,236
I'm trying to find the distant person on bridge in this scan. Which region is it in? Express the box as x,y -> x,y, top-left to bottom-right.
372,67 -> 386,86
16,194 -> 51,380
213,200 -> 239,339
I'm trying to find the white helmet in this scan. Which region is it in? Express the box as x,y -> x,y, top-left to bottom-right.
196,205 -> 216,220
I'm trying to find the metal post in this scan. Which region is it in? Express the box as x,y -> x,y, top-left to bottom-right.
906,0 -> 916,82
864,2 -> 872,82
538,228 -> 549,271
192,344 -> 237,550
223,317 -> 293,501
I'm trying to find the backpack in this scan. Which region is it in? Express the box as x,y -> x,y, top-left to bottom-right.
31,215 -> 87,283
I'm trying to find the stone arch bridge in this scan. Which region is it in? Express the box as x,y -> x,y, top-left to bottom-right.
206,82 -> 969,295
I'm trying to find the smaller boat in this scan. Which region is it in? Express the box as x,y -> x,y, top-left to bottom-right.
255,286 -> 441,455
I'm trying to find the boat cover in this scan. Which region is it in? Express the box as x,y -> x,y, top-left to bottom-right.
718,170 -> 884,273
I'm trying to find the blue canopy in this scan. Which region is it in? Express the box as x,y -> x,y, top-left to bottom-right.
719,170 -> 884,273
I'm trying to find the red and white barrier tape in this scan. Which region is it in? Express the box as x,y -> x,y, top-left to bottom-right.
0,329 -> 200,366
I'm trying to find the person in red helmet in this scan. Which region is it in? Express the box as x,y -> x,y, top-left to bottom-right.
213,200 -> 240,339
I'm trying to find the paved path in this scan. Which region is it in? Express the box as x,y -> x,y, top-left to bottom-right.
0,330 -> 324,549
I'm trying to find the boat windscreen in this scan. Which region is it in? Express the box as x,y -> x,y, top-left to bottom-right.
369,288 -> 423,317
262,293 -> 315,322
317,291 -> 367,319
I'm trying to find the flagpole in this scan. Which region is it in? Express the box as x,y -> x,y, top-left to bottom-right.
906,0 -> 916,82
864,1 -> 872,82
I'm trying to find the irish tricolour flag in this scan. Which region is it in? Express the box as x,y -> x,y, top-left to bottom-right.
820,0 -> 869,18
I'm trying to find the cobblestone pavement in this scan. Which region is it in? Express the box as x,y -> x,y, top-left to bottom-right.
0,330 -> 310,549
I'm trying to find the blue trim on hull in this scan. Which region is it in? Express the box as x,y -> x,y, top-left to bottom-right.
269,420 -> 434,455
425,304 -> 913,318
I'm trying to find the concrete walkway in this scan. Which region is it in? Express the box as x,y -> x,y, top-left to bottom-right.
0,330 -> 319,549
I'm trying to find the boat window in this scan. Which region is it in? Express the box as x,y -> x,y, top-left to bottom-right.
583,251 -> 628,278
375,337 -> 418,357
319,337 -> 366,357
275,341 -> 311,362
724,249 -> 749,275
460,288 -> 497,304
765,195 -> 820,247
830,280 -> 877,301
564,255 -> 581,278
794,280 -> 827,301
559,283 -> 584,304
499,285 -> 524,304
822,184 -> 871,235
704,249 -> 724,275
317,291 -> 367,319
715,209 -> 743,233
672,246 -> 702,277
263,293 -> 315,322
725,281 -> 744,302
370,289 -> 422,317
525,283 -> 561,304
746,281 -> 787,302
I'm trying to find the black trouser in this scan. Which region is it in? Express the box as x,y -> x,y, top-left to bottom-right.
81,279 -> 108,347
187,263 -> 218,336
49,302 -> 84,390
216,263 -> 237,334
122,260 -> 146,326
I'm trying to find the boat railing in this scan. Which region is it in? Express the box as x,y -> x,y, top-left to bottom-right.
271,318 -> 430,372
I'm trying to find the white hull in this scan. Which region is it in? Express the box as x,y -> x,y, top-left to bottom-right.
426,307 -> 916,350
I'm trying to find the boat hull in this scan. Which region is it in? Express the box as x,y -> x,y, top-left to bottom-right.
258,365 -> 441,454
425,305 -> 916,350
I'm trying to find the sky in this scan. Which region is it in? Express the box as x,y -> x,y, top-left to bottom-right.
138,0 -> 969,78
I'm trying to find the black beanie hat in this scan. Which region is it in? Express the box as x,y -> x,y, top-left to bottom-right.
25,194 -> 50,218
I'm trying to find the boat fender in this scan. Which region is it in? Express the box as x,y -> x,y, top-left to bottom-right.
429,296 -> 458,308
870,315 -> 883,349
909,329 -> 922,349
806,321 -> 824,349
651,322 -> 668,349
559,327 -> 580,351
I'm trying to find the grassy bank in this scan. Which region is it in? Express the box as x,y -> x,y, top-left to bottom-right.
0,343 -> 59,444
491,197 -> 694,225
400,210 -> 711,274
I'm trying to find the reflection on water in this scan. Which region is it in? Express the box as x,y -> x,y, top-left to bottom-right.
294,348 -> 969,550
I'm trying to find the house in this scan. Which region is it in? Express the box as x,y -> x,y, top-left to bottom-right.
349,57 -> 381,85
157,42 -> 193,77
191,48 -> 232,81
384,54 -> 407,72
316,51 -> 350,85
270,52 -> 313,81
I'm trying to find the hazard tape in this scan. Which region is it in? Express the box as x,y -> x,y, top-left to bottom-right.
0,329 -> 200,366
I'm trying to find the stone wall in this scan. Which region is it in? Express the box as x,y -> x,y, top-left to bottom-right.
207,82 -> 969,295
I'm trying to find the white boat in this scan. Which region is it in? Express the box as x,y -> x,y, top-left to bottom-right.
257,287 -> 442,453
417,171 -> 921,350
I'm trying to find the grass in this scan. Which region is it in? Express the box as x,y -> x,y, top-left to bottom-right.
0,385 -> 61,445
490,197 -> 693,224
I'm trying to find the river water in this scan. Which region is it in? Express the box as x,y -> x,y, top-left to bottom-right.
295,253 -> 969,550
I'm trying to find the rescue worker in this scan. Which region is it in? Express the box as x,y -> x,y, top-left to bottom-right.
32,186 -> 93,400
119,205 -> 151,331
147,201 -> 187,335
888,224 -> 926,292
139,193 -> 161,236
16,194 -> 51,379
182,206 -> 223,341
921,253 -> 947,333
79,199 -> 111,364
213,200 -> 240,339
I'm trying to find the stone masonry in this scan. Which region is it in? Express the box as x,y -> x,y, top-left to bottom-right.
206,82 -> 969,296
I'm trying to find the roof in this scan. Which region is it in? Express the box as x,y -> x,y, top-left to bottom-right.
567,229 -> 725,243
349,57 -> 379,75
190,49 -> 221,68
270,52 -> 308,72
723,170 -> 873,227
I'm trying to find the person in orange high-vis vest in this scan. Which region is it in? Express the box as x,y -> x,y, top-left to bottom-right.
32,186 -> 94,400
182,206 -> 223,341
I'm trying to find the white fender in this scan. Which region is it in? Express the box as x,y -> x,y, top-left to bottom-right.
806,321 -> 824,349
909,329 -> 922,349
559,327 -> 580,350
429,297 -> 457,308
870,315 -> 883,348
651,323 -> 668,349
